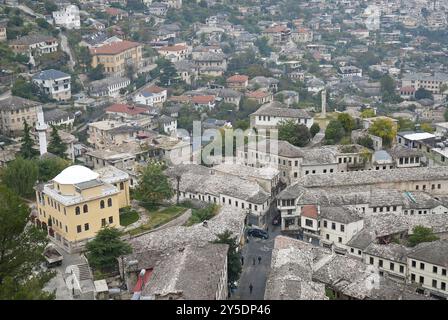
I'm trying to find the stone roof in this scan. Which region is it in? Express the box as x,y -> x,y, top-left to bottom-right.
165,164 -> 270,204
300,167 -> 448,188
407,240 -> 448,268
138,244 -> 229,299
388,145 -> 423,159
251,102 -> 312,119
346,229 -> 376,250
319,206 -> 363,224
32,69 -> 70,81
364,243 -> 411,263
0,96 -> 39,111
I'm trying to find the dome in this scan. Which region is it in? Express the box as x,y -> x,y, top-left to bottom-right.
53,165 -> 99,185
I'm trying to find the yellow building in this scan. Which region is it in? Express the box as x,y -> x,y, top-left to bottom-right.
35,165 -> 131,253
89,40 -> 143,76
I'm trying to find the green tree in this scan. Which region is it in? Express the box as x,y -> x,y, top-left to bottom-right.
310,123 -> 320,137
12,77 -> 51,102
44,0 -> 58,13
368,118 -> 397,147
187,204 -> 219,226
211,230 -> 242,283
1,157 -> 39,198
86,227 -> 132,272
337,113 -> 355,133
408,226 -> 439,247
357,135 -> 374,149
254,36 -> 272,57
420,123 -> 434,133
397,117 -> 415,131
361,108 -> 375,118
278,120 -> 311,147
324,120 -> 345,144
88,64 -> 105,81
47,125 -> 67,158
19,120 -> 39,159
37,157 -> 70,182
0,185 -> 55,300
135,162 -> 174,206
415,88 -> 433,100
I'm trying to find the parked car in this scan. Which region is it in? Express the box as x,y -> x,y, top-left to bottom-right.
247,228 -> 269,239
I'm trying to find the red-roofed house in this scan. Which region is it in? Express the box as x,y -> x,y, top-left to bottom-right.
400,86 -> 416,99
90,40 -> 143,76
104,7 -> 128,21
245,90 -> 273,104
226,75 -> 249,90
156,44 -> 191,62
192,95 -> 216,110
261,25 -> 291,44
106,103 -> 148,119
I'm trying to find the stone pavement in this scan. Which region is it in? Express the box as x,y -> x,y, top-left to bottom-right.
230,225 -> 281,300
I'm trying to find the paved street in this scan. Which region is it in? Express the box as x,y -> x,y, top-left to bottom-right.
230,224 -> 281,300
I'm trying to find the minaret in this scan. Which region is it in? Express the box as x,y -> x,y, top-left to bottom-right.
321,89 -> 327,118
36,107 -> 48,156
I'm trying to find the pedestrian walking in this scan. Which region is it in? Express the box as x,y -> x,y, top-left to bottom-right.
249,283 -> 253,294
253,257 -> 256,265
258,256 -> 262,264
241,256 -> 244,266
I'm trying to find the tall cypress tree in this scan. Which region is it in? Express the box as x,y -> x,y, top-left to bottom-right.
19,120 -> 38,159
47,125 -> 67,159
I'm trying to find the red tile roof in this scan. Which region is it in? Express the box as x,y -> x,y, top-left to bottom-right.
246,90 -> 270,99
227,75 -> 249,83
106,104 -> 147,115
143,85 -> 166,94
400,86 -> 416,92
157,45 -> 188,52
301,205 -> 318,219
192,95 -> 215,104
90,40 -> 141,55
263,25 -> 289,33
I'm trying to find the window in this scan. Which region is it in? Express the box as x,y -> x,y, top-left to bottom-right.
120,182 -> 124,190
412,260 -> 416,268
326,234 -> 329,240
411,274 -> 416,282
419,276 -> 424,284
84,223 -> 89,231
390,262 -> 394,271
433,266 -> 438,274
107,198 -> 112,207
109,216 -> 113,224
350,248 -> 354,253
379,260 -> 383,267
442,269 -> 447,276
305,219 -> 313,227
77,225 -> 82,233
369,257 -> 374,265
442,282 -> 446,291
75,206 -> 80,215
432,279 -> 437,288
83,204 -> 88,213
338,237 -> 342,243
100,200 -> 105,209
101,218 -> 106,227
331,222 -> 336,230
340,225 -> 345,232
420,262 -> 425,270
399,265 -> 404,273
323,220 -> 327,228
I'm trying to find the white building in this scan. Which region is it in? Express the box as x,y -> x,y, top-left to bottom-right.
133,86 -> 167,107
32,69 -> 71,101
89,77 -> 130,98
52,5 -> 81,30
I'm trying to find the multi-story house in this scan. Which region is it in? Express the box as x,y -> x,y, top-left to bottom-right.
156,44 -> 191,62
9,34 -> 59,57
401,72 -> 448,95
193,52 -> 227,77
32,69 -> 71,101
245,90 -> 274,105
34,165 -> 131,253
0,96 -> 39,137
249,101 -> 314,132
339,66 -> 363,78
261,25 -> 291,45
87,120 -> 145,149
133,85 -> 167,107
90,40 -> 143,77
226,74 -> 249,90
407,240 -> 448,299
88,77 -> 131,98
52,5 -> 81,29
